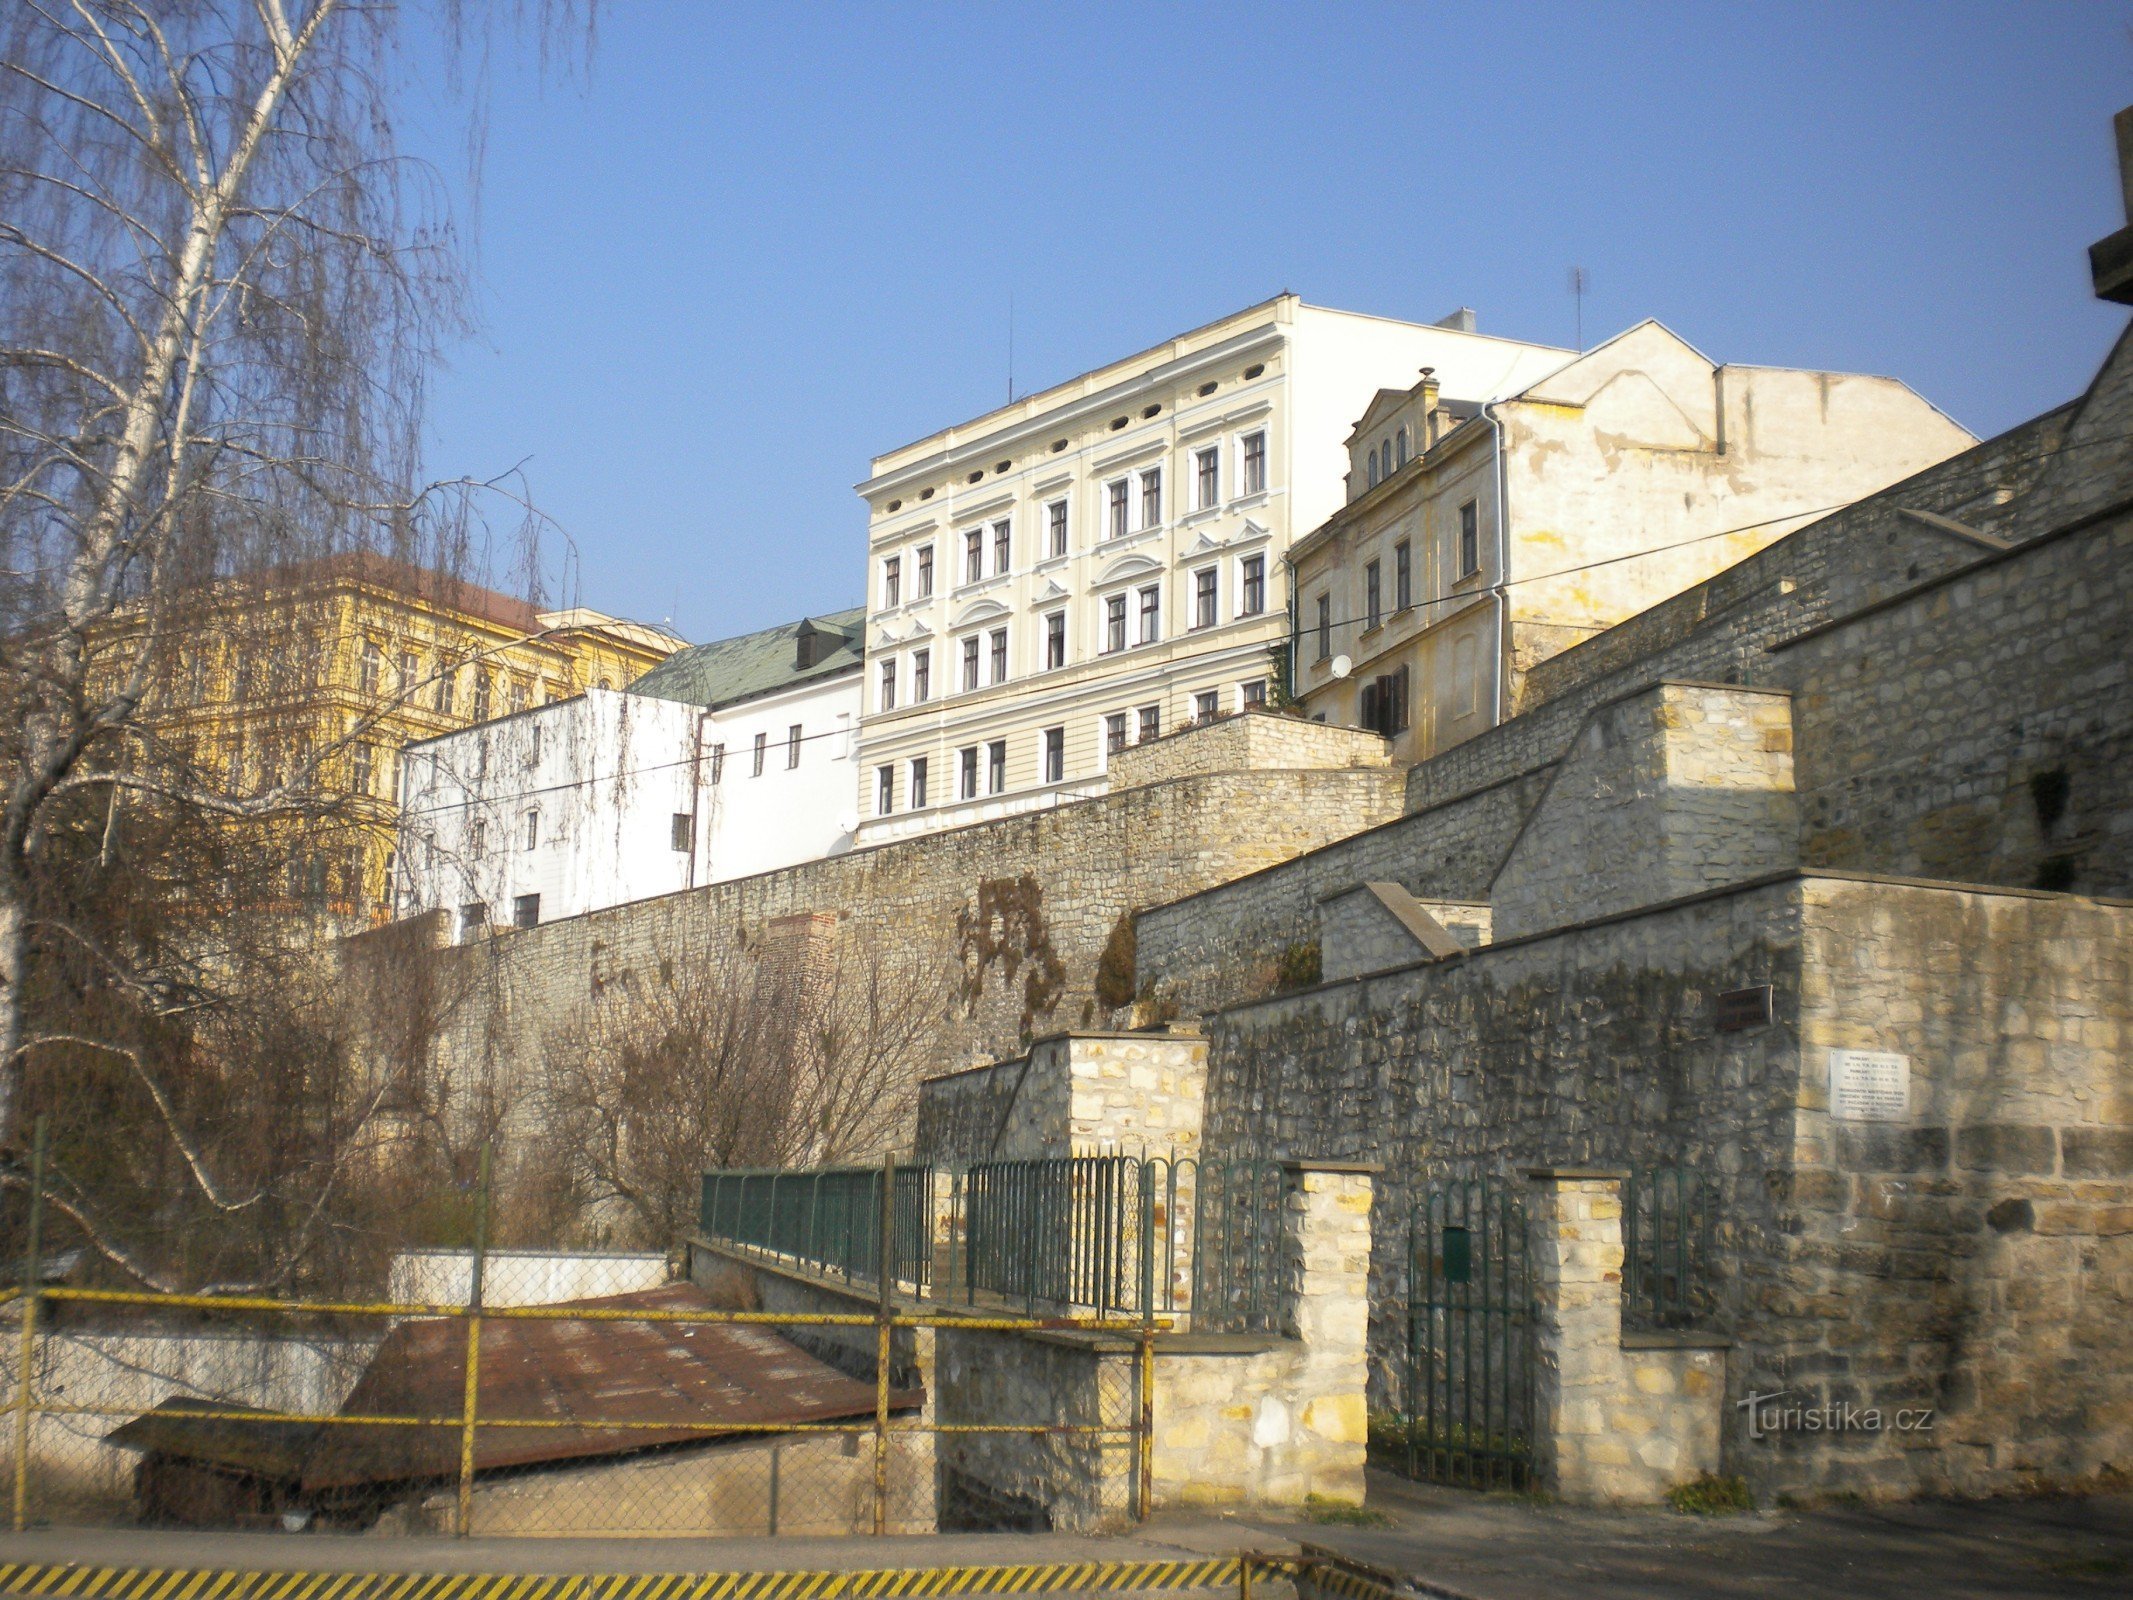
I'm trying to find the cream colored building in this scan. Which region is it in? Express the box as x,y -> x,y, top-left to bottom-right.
851,295 -> 1570,840
1288,320 -> 1977,763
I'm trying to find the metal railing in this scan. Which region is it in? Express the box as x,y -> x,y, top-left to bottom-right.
1622,1167 -> 1717,1330
700,1164 -> 933,1293
701,1154 -> 1286,1333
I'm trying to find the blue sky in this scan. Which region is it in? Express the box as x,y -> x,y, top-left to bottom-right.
408,1 -> 2133,642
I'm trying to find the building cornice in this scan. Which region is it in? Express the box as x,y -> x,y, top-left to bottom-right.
856,323 -> 1288,502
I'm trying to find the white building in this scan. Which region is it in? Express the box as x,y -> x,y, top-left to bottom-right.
396,611 -> 863,936
851,295 -> 1572,842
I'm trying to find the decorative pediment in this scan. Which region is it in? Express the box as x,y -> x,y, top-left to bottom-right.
951,597 -> 1013,628
1036,578 -> 1071,602
1095,552 -> 1164,587
1236,517 -> 1271,544
1183,528 -> 1227,557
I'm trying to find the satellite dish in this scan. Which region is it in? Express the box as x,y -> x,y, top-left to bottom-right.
1330,654 -> 1353,680
836,813 -> 858,836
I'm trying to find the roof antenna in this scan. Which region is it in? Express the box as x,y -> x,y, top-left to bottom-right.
1568,265 -> 1589,351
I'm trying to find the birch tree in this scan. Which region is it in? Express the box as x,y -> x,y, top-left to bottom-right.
0,1 -> 588,1287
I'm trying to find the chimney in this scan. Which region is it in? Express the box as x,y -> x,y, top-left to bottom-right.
2088,106 -> 2133,304
1418,367 -> 1442,448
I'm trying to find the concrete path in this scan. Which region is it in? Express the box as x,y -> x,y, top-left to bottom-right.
1270,1473 -> 2133,1599
2,1478 -> 2129,1598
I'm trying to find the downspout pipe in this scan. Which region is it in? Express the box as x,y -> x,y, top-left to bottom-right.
1480,398 -> 1512,726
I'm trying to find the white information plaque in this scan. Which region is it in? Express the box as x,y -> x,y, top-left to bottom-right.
1828,1049 -> 1910,1121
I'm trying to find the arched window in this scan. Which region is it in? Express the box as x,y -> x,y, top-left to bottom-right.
1396,427 -> 1410,467
1367,448 -> 1380,488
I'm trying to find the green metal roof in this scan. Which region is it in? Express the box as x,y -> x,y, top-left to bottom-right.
628,606 -> 865,711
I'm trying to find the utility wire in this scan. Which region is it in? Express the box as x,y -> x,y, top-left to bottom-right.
376,417 -> 2133,820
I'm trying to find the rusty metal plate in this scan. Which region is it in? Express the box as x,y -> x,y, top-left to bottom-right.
304,1282 -> 919,1489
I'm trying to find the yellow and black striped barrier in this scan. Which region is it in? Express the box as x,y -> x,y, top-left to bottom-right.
0,1558 -> 1303,1600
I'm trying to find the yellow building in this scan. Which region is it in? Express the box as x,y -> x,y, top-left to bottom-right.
1289,322 -> 1975,764
118,554 -> 681,926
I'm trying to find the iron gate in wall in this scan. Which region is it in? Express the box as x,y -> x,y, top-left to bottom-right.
1384,1176 -> 1535,1490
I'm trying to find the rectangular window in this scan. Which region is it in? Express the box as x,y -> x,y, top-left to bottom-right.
752,731 -> 767,776
877,764 -> 894,815
458,903 -> 487,944
910,757 -> 929,809
1105,594 -> 1127,653
352,742 -> 373,796
522,809 -> 539,851
1138,584 -> 1160,645
965,526 -> 983,585
437,666 -> 455,716
509,675 -> 529,714
1366,560 -> 1382,631
1140,467 -> 1162,529
879,658 -> 897,711
1194,689 -> 1219,723
530,724 -> 542,766
787,723 -> 802,768
1196,446 -> 1219,509
993,519 -> 1011,575
1047,499 -> 1068,558
1107,479 -> 1129,539
961,635 -> 980,692
1104,712 -> 1128,758
1043,726 -> 1064,784
397,651 -> 417,695
1241,678 -> 1268,710
1395,540 -> 1412,610
1138,704 -> 1161,743
671,812 -> 693,851
359,641 -> 381,697
1045,610 -> 1066,670
1193,566 -> 1217,630
469,816 -> 486,857
990,627 -> 1008,684
883,555 -> 901,608
987,739 -> 1006,795
1358,665 -> 1412,737
709,744 -> 725,784
513,893 -> 541,930
1241,554 -> 1266,617
1316,593 -> 1331,660
1241,429 -> 1267,495
959,746 -> 979,800
916,545 -> 934,596
1460,500 -> 1480,576
912,649 -> 930,702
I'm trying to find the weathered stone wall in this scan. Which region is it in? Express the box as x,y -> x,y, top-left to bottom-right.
1318,886 -> 1488,982
1133,766 -> 1551,1015
1107,710 -> 1391,789
1784,877 -> 2133,1499
392,748 -> 1406,1172
1138,449 -> 2133,1022
1194,873 -> 2133,1501
913,1032 -> 1208,1164
1526,1171 -> 1726,1504
1778,510 -> 2133,898
1491,683 -> 1797,941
